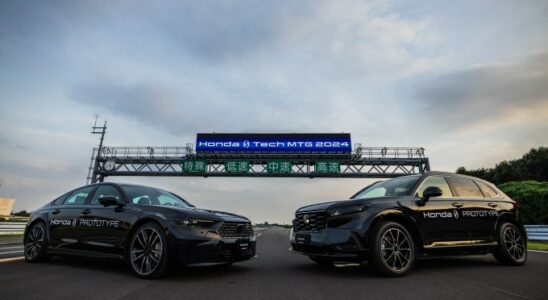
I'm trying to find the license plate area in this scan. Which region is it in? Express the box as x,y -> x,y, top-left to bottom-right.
239,243 -> 250,251
295,234 -> 310,244
237,239 -> 252,251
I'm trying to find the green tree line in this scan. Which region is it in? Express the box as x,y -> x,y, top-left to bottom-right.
456,147 -> 548,185
457,147 -> 548,224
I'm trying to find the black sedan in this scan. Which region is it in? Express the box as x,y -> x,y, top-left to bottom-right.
24,183 -> 256,278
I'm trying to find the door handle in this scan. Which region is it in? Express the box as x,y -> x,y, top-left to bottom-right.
81,209 -> 91,215
452,202 -> 463,208
488,202 -> 498,208
51,209 -> 60,215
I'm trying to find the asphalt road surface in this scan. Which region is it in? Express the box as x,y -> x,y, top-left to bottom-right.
1,227 -> 547,300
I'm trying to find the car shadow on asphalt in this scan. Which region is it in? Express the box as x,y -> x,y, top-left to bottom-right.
289,262 -> 376,278
47,255 -> 504,279
48,256 -> 131,276
413,255 -> 503,272
290,255 -> 504,278
48,256 -> 253,279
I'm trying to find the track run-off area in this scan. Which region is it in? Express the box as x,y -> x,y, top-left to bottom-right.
1,227 -> 547,300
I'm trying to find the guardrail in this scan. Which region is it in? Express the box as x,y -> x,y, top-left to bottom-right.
0,222 -> 26,235
1,222 -> 546,241
525,225 -> 548,241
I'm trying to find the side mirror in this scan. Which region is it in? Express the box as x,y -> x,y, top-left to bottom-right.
421,186 -> 443,203
98,196 -> 122,207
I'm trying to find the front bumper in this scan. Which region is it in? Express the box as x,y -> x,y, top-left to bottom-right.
290,227 -> 369,261
173,237 -> 256,266
167,220 -> 256,266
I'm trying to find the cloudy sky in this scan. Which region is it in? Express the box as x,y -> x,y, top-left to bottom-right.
1,0 -> 547,223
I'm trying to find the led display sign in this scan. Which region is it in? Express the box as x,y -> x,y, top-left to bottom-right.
196,133 -> 351,153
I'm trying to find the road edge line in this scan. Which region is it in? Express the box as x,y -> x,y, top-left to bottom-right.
528,250 -> 548,253
0,256 -> 24,263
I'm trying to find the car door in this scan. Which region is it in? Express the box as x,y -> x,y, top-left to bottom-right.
411,175 -> 469,245
48,186 -> 96,251
447,176 -> 497,241
81,184 -> 130,256
474,180 -> 502,240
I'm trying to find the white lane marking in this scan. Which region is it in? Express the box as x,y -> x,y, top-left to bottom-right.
0,250 -> 24,255
0,246 -> 24,250
528,250 -> 548,253
0,256 -> 24,263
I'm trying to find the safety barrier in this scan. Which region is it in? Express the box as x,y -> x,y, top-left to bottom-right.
0,222 -> 26,234
1,222 -> 546,241
525,225 -> 548,241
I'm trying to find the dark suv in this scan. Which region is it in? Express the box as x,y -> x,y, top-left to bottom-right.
290,172 -> 527,276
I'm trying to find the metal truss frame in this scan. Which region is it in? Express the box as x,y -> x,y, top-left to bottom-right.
87,145 -> 430,183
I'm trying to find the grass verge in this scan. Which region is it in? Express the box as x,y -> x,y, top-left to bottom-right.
528,241 -> 548,251
0,234 -> 23,239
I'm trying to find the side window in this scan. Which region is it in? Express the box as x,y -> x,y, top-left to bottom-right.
449,177 -> 484,198
476,181 -> 499,198
52,193 -> 69,206
417,176 -> 453,198
157,194 -> 184,207
90,185 -> 122,205
63,186 -> 94,205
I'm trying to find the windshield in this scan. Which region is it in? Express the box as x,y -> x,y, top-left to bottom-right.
121,185 -> 193,208
352,175 -> 420,199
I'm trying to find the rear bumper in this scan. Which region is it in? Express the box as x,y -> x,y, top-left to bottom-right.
290,227 -> 369,261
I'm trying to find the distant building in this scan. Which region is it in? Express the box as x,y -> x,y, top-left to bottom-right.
0,198 -> 15,216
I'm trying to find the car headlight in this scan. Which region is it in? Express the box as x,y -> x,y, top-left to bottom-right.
327,204 -> 365,217
179,218 -> 217,228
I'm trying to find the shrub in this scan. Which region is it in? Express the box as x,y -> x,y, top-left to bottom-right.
498,181 -> 548,224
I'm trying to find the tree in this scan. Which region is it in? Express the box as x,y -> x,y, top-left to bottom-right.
457,147 -> 548,184
12,210 -> 30,217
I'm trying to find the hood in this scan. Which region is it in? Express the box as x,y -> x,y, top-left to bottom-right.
296,197 -> 399,213
296,200 -> 343,213
192,207 -> 250,222
147,205 -> 250,222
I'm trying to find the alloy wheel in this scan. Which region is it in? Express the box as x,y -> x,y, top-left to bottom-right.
130,227 -> 164,276
503,226 -> 526,261
380,228 -> 412,272
25,223 -> 44,260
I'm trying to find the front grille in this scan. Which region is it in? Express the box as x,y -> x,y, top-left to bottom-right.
293,211 -> 327,232
219,222 -> 254,238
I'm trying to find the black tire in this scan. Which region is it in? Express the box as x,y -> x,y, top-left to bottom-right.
24,221 -> 51,263
493,222 -> 527,266
370,221 -> 415,277
309,256 -> 334,266
128,222 -> 170,279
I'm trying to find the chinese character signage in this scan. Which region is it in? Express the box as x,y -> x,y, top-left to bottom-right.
225,161 -> 250,173
315,161 -> 340,174
266,161 -> 292,173
181,160 -> 207,173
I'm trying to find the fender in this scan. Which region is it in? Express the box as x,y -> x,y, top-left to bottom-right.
494,211 -> 526,238
24,212 -> 51,249
366,208 -> 424,249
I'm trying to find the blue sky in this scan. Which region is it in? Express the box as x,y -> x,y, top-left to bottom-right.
1,0 -> 547,223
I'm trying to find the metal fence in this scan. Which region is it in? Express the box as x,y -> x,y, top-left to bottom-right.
525,225 -> 548,241
0,222 -> 26,234
1,222 -> 547,241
